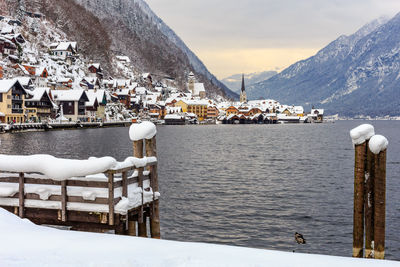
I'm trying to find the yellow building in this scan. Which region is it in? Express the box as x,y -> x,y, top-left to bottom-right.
175,99 -> 208,121
0,79 -> 27,123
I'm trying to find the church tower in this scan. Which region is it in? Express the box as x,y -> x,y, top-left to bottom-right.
188,71 -> 195,94
239,74 -> 247,103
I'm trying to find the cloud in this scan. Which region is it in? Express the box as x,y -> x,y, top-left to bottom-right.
146,0 -> 400,76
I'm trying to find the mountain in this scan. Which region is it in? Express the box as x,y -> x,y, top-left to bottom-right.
222,71 -> 277,96
4,0 -> 237,99
248,15 -> 400,116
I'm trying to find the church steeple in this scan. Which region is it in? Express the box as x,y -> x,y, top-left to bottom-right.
241,74 -> 245,92
240,74 -> 247,103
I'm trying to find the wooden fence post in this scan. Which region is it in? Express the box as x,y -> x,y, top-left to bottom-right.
18,172 -> 24,218
353,142 -> 366,258
134,139 -> 147,237
146,136 -> 161,239
373,149 -> 386,259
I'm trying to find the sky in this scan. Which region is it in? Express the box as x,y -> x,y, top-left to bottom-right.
145,0 -> 400,79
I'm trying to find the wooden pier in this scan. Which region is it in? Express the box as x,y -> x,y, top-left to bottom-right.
0,134 -> 160,238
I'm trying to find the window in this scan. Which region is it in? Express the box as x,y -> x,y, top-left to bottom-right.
7,95 -> 11,99
0,94 -> 2,102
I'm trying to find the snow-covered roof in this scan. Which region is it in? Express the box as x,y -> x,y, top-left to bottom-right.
15,77 -> 32,87
26,87 -> 49,102
116,56 -> 130,63
57,78 -> 72,83
85,92 -> 98,107
52,90 -> 87,102
115,89 -> 130,96
89,63 -> 101,70
51,42 -> 75,52
165,114 -> 184,120
135,87 -> 147,95
0,79 -> 24,94
193,83 -> 205,95
311,109 -> 324,115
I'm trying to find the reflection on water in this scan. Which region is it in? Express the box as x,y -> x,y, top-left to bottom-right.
0,121 -> 399,259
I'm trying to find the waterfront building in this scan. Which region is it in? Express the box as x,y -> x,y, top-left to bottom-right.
0,79 -> 27,123
24,87 -> 54,122
52,89 -> 89,122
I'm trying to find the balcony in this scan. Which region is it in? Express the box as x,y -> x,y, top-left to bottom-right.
12,108 -> 24,114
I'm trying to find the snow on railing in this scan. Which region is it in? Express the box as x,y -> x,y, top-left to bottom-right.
0,122 -> 160,237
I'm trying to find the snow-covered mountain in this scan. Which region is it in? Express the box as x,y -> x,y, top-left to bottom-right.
222,71 -> 277,96
248,15 -> 400,116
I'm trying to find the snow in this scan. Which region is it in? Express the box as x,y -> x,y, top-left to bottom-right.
52,90 -> 86,102
369,135 -> 389,155
129,121 -> 157,141
0,155 -> 117,181
0,208 -> 398,267
350,124 -> 375,146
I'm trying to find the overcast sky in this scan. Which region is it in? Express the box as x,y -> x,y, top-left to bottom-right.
145,0 -> 400,79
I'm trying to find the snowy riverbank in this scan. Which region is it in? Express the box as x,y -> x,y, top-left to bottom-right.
0,209 -> 398,267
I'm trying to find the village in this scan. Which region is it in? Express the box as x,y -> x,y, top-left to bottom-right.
0,14 -> 324,132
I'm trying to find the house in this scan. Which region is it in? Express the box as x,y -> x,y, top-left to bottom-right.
33,67 -> 48,88
15,77 -> 34,90
51,90 -> 89,122
0,66 -> 3,79
56,78 -> 73,89
24,88 -> 54,122
225,106 -> 239,116
85,92 -> 99,122
174,99 -> 208,121
86,89 -> 107,121
50,42 -> 77,61
80,77 -> 100,90
0,79 -> 27,123
310,109 -> 324,122
88,63 -> 103,80
207,105 -> 219,119
0,37 -> 16,55
113,89 -> 131,109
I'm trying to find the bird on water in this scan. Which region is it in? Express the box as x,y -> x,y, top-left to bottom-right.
295,232 -> 306,244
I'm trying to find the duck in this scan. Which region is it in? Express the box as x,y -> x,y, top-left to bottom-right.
295,232 -> 306,244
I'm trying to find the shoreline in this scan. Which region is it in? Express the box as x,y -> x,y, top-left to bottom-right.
0,121 -> 132,134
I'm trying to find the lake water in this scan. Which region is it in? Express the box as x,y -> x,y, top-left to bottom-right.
0,121 -> 399,260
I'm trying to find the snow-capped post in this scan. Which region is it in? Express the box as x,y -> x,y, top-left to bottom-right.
146,136 -> 161,239
369,135 -> 388,260
130,121 -> 157,238
350,124 -> 375,258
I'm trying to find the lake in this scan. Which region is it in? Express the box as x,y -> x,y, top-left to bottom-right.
0,121 -> 399,260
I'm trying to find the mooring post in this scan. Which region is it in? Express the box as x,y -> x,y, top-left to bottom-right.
372,147 -> 387,259
134,139 -> 147,237
364,147 -> 375,258
353,141 -> 366,258
146,136 -> 161,239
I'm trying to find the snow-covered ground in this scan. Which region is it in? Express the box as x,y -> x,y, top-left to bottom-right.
0,209 -> 398,267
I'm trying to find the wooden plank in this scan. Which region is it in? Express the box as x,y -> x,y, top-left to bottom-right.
61,180 -> 67,222
9,193 -> 121,205
108,172 -> 114,226
18,172 -> 24,218
122,171 -> 128,198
